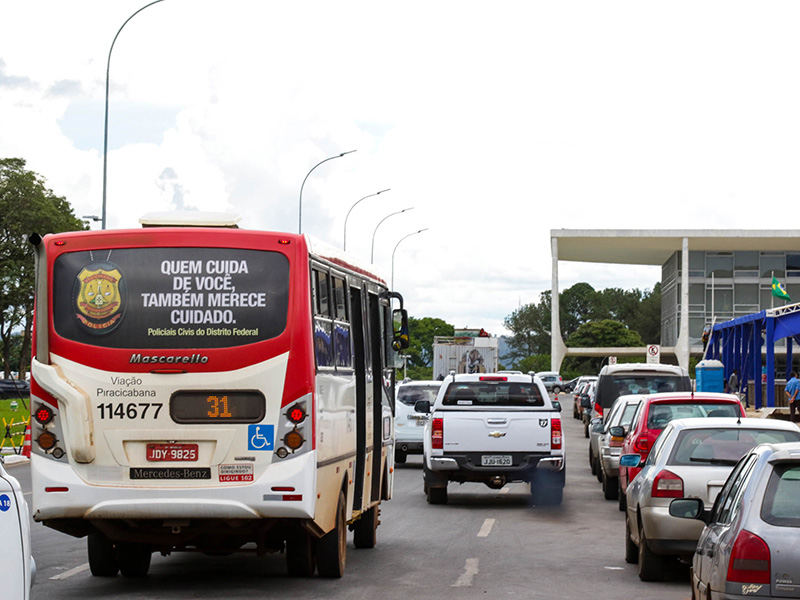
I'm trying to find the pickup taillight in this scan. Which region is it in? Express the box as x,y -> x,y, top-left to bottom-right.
432,417 -> 444,449
593,402 -> 603,417
551,417 -> 562,449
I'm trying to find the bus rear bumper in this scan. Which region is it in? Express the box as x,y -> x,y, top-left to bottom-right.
31,452 -> 317,523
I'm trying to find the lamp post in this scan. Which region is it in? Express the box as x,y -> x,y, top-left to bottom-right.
102,0 -> 167,230
371,208 -> 413,263
298,149 -> 357,234
343,188 -> 390,251
391,228 -> 428,290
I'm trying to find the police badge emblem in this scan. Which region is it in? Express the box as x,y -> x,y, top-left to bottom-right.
72,260 -> 126,333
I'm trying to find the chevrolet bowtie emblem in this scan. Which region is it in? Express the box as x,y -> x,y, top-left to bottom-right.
489,431 -> 506,438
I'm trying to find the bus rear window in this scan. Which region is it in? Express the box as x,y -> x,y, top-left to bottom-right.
52,247 -> 289,349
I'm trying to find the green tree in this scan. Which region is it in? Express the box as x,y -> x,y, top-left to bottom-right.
503,290 -> 551,361
567,319 -> 643,348
406,316 -> 454,379
0,158 -> 86,378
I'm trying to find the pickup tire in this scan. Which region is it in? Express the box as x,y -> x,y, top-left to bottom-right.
394,450 -> 407,464
530,471 -> 563,506
426,486 -> 448,505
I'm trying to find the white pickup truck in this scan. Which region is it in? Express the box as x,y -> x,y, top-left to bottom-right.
418,372 -> 565,505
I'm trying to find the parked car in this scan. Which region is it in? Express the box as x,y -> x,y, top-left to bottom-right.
614,392 -> 746,510
564,377 -> 580,393
581,381 -> 598,438
0,378 -> 30,399
571,376 -> 598,419
594,363 -> 691,419
394,380 -> 442,463
670,441 -> 800,600
0,457 -> 35,598
593,394 -> 644,500
537,371 -> 564,394
621,417 -> 800,582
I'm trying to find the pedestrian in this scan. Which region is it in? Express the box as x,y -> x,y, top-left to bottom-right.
786,371 -> 800,422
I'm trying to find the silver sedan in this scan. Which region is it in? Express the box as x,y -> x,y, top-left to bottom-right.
621,417 -> 800,582
670,441 -> 800,600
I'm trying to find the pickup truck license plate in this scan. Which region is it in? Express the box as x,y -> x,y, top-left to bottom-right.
146,443 -> 198,462
481,455 -> 512,466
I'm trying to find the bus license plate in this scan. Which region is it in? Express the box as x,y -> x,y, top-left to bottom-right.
481,455 -> 512,466
146,443 -> 198,462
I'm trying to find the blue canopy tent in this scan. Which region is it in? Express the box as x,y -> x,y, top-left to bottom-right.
706,303 -> 800,408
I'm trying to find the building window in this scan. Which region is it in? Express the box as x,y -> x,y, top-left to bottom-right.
706,253 -> 733,278
761,253 -> 785,279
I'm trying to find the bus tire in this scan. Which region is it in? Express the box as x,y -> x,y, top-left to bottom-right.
88,533 -> 119,577
117,542 -> 151,578
353,505 -> 378,549
316,491 -> 347,578
286,531 -> 317,577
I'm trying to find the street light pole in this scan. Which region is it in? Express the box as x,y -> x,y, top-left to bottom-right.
102,0 -> 167,230
371,207 -> 413,263
343,188 -> 390,251
391,228 -> 428,290
298,149 -> 356,234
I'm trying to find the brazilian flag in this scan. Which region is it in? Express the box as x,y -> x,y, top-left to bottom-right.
772,276 -> 791,301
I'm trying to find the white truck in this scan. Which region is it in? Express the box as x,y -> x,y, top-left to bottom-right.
432,332 -> 499,381
417,372 -> 565,505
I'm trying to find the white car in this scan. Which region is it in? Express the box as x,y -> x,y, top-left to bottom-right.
394,380 -> 442,463
0,457 -> 35,598
622,417 -> 800,582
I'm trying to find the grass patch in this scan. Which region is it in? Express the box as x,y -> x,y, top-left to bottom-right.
0,397 -> 30,453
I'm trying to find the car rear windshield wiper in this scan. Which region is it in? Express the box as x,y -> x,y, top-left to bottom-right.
689,457 -> 740,466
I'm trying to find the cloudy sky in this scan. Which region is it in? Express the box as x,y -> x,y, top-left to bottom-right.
2,1 -> 799,335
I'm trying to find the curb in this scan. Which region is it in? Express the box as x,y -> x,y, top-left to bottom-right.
2,455 -> 30,467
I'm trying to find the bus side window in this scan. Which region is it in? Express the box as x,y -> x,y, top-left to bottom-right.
332,275 -> 352,369
312,267 -> 333,368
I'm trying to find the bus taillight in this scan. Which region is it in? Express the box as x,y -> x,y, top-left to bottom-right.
34,405 -> 54,425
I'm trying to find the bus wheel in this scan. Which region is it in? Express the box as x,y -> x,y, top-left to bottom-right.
88,532 -> 119,577
317,491 -> 347,578
353,505 -> 379,549
286,531 -> 317,577
117,542 -> 152,577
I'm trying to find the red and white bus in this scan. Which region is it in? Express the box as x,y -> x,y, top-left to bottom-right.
29,212 -> 408,578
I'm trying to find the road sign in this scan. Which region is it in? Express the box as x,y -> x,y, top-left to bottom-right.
646,344 -> 660,364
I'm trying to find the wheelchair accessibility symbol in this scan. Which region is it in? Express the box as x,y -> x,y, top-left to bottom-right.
248,425 -> 275,451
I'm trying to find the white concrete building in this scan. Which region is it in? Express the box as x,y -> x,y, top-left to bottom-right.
550,230 -> 800,372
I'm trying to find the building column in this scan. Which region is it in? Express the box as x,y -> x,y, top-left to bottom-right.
674,237 -> 690,371
551,236 -> 567,372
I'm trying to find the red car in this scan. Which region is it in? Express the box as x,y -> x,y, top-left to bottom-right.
614,392 -> 745,509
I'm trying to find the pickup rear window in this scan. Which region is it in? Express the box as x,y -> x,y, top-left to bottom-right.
442,381 -> 544,407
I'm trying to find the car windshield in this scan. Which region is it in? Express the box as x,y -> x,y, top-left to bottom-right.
670,429 -> 800,466
646,402 -> 740,430
397,385 -> 440,407
762,464 -> 800,527
442,381 -> 545,407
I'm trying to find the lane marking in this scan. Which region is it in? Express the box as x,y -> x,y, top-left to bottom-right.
477,518 -> 495,537
499,487 -> 510,494
452,558 -> 479,587
604,566 -> 625,571
50,563 -> 90,580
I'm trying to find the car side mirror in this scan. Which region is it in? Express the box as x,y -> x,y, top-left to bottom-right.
552,400 -> 562,412
591,419 -> 604,433
414,400 -> 431,414
608,425 -> 625,438
619,454 -> 641,468
668,498 -> 709,523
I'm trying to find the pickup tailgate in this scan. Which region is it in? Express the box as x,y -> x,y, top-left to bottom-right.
439,409 -> 554,453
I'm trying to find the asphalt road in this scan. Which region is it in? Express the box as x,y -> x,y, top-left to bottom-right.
10,399 -> 692,600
